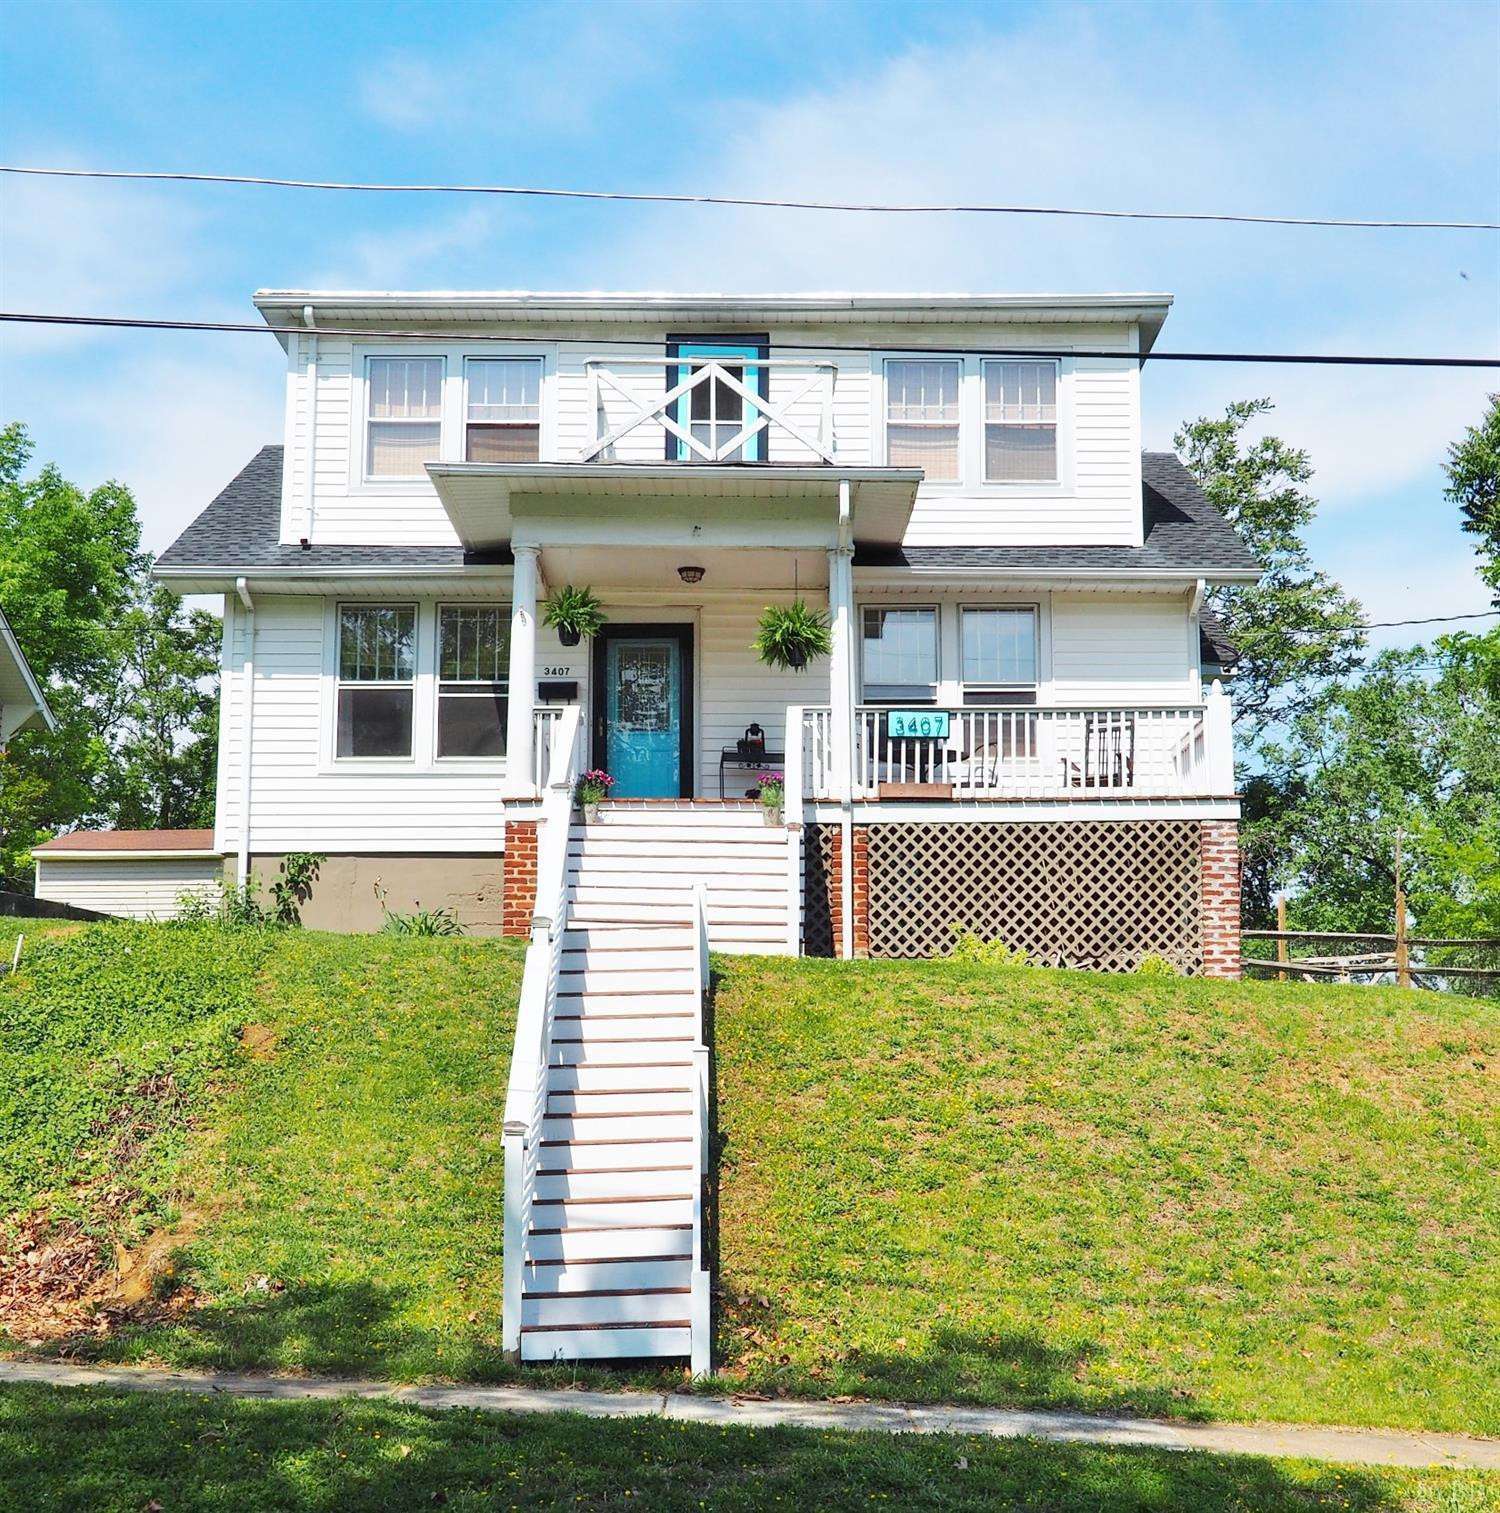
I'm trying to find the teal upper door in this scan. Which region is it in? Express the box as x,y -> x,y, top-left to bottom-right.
603,633 -> 687,798
671,341 -> 767,463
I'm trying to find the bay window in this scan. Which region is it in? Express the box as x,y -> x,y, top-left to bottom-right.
861,606 -> 938,702
884,361 -> 960,481
961,606 -> 1038,704
465,358 -> 542,462
437,604 -> 509,758
337,605 -> 416,757
366,357 -> 443,478
982,360 -> 1058,482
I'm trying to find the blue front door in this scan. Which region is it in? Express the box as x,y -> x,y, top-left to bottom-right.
602,633 -> 687,797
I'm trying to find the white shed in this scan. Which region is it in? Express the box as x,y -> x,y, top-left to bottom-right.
32,830 -> 224,920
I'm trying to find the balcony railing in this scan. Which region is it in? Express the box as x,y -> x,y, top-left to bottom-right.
798,700 -> 1234,801
580,356 -> 838,465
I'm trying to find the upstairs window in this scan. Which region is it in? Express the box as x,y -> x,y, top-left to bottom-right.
983,360 -> 1058,482
437,604 -> 509,758
337,605 -> 416,758
961,606 -> 1038,705
367,357 -> 443,478
466,358 -> 542,462
885,360 -> 960,481
861,606 -> 938,703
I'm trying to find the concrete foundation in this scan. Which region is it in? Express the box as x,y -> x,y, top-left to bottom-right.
249,853 -> 506,935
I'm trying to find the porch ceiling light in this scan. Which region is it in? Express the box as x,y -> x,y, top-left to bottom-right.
677,565 -> 706,584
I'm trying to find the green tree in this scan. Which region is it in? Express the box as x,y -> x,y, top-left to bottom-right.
0,425 -> 219,884
1175,399 -> 1367,735
1445,392 -> 1500,603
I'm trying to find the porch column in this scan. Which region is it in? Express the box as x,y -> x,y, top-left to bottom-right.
507,544 -> 540,791
827,536 -> 856,960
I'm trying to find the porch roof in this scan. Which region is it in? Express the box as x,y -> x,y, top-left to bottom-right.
427,463 -> 922,552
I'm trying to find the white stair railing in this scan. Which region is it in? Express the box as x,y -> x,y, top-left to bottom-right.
689,881 -> 712,1377
501,704 -> 583,1357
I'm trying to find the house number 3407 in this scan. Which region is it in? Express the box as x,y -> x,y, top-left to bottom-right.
542,665 -> 572,676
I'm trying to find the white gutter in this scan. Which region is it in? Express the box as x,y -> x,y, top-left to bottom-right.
301,305 -> 318,545
32,849 -> 223,861
235,577 -> 255,885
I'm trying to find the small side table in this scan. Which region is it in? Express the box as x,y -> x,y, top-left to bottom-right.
718,747 -> 786,799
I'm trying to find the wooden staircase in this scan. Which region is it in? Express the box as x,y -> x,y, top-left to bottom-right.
566,803 -> 794,955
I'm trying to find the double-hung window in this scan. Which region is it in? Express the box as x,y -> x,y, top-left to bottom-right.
885,361 -> 960,481
961,606 -> 1038,704
861,606 -> 938,703
437,605 -> 510,758
337,605 -> 416,758
466,358 -> 542,462
982,360 -> 1058,482
366,358 -> 443,478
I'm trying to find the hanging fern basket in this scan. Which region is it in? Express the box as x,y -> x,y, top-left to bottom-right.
753,599 -> 833,672
543,585 -> 607,648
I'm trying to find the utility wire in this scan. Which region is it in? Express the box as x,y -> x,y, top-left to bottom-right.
3,164 -> 1497,231
4,311 -> 1498,368
1356,610 -> 1498,629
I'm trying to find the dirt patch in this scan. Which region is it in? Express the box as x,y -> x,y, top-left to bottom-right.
0,1199 -> 202,1346
238,1023 -> 279,1060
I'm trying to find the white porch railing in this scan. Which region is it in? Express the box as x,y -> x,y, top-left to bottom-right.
580,356 -> 838,465
501,704 -> 583,1357
799,688 -> 1235,800
689,882 -> 712,1378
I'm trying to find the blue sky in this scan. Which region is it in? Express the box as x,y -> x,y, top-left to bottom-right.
2,0 -> 1497,651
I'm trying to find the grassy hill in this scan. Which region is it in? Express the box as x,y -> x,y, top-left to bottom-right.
0,923 -> 1494,1439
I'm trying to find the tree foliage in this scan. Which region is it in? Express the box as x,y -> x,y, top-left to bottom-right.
1445,391 -> 1500,605
1175,399 -> 1366,733
0,424 -> 219,886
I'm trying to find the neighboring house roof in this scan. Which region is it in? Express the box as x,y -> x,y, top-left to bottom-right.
0,608 -> 55,743
156,447 -> 1261,584
33,829 -> 219,856
1197,605 -> 1240,671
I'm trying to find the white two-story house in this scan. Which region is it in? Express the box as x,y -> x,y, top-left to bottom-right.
131,289 -> 1255,975
54,290 -> 1263,1366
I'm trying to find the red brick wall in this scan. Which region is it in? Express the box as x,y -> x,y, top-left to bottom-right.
822,824 -> 871,959
1200,820 -> 1242,979
502,820 -> 538,937
850,824 -> 870,958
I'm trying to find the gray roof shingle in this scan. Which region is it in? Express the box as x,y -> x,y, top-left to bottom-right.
155,446 -> 1259,579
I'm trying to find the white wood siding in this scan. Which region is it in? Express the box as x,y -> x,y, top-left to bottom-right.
1050,593 -> 1199,704
35,856 -> 224,919
216,594 -> 509,855
292,319 -> 1143,552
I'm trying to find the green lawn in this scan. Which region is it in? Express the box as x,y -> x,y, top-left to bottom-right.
2,1386 -> 1492,1513
2,925 -> 1496,1438
710,958 -> 1499,1435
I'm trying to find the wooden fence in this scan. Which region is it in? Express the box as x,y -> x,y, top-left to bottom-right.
1241,928 -> 1500,989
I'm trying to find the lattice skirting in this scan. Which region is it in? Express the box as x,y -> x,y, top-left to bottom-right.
810,820 -> 1205,970
802,823 -> 838,959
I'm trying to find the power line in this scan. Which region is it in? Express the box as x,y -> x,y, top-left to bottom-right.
1358,610 -> 1498,629
4,311 -> 1498,368
3,164 -> 1497,231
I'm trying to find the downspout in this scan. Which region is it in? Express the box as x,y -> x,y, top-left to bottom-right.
235,577 -> 255,886
1189,576 -> 1206,695
300,306 -> 318,547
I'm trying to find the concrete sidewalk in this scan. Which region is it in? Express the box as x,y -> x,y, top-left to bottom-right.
0,1359 -> 1494,1473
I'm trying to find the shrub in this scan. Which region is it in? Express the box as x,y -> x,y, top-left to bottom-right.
379,907 -> 465,938
1134,953 -> 1180,977
947,924 -> 1031,966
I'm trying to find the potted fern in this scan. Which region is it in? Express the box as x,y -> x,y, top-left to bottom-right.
753,599 -> 833,671
543,585 -> 607,648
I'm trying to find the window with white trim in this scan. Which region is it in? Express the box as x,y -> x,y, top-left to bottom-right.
861,606 -> 938,702
982,360 -> 1058,482
465,358 -> 542,462
437,604 -> 510,758
960,606 -> 1038,705
884,360 -> 960,481
337,605 -> 416,757
366,357 -> 443,478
